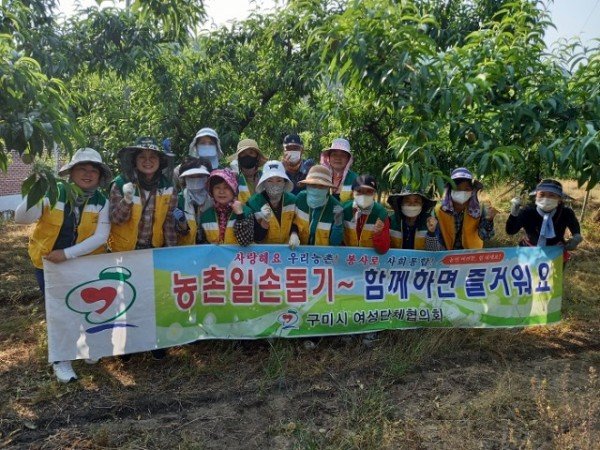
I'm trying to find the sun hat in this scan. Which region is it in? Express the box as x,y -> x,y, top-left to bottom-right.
188,127 -> 223,158
228,138 -> 268,166
118,137 -> 172,171
530,179 -> 568,198
180,166 -> 210,178
449,167 -> 483,190
351,174 -> 378,192
298,165 -> 335,188
387,187 -> 436,212
255,161 -> 294,193
321,138 -> 351,157
59,148 -> 113,186
208,169 -> 239,196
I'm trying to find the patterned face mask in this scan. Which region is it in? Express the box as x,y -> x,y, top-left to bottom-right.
265,181 -> 285,198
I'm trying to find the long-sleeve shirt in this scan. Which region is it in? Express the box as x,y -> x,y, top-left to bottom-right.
506,205 -> 580,246
15,195 -> 110,259
427,207 -> 495,251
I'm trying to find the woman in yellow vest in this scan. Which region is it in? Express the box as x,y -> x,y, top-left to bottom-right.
387,188 -> 437,250
230,139 -> 268,204
249,160 -> 297,244
427,167 -> 498,250
288,165 -> 344,248
15,148 -> 112,383
342,174 -> 391,254
320,138 -> 358,203
108,137 -> 178,252
199,169 -> 254,246
174,157 -> 213,245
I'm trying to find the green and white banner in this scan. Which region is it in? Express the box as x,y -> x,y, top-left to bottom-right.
45,245 -> 563,361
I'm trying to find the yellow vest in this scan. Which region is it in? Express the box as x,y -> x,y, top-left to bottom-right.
28,185 -> 107,268
200,205 -> 253,244
389,215 -> 427,249
108,176 -> 174,252
177,190 -> 198,246
293,192 -> 340,246
343,202 -> 388,248
247,192 -> 296,244
435,204 -> 483,250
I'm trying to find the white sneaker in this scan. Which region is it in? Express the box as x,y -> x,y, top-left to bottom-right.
85,358 -> 99,365
53,361 -> 77,383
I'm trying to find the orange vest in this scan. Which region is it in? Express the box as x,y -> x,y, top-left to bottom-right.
435,204 -> 483,249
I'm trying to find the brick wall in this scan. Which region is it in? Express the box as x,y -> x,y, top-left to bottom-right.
0,150 -> 32,196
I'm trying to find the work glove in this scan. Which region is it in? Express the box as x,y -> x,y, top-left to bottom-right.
122,182 -> 135,204
232,200 -> 244,215
256,203 -> 273,222
510,197 -> 521,217
333,205 -> 344,226
564,233 -> 583,251
373,218 -> 384,234
289,232 -> 300,250
172,208 -> 186,223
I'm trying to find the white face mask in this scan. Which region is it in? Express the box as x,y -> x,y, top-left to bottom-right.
536,198 -> 559,212
401,205 -> 422,218
286,150 -> 301,164
451,190 -> 472,204
355,194 -> 374,210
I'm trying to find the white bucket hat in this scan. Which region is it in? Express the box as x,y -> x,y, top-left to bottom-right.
179,166 -> 211,178
59,148 -> 112,185
256,160 -> 293,193
188,127 -> 223,158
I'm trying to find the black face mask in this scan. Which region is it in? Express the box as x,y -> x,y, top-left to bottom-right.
238,155 -> 258,169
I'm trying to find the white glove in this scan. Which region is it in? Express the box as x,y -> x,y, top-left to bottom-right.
257,203 -> 273,222
510,197 -> 521,217
289,232 -> 300,250
123,182 -> 135,204
333,205 -> 344,226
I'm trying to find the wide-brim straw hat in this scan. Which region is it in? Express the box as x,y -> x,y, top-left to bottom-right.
58,148 -> 113,186
256,160 -> 294,193
298,164 -> 335,188
228,138 -> 268,166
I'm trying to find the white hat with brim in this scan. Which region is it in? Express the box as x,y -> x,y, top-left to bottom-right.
321,137 -> 351,156
179,166 -> 211,178
256,160 -> 293,193
59,148 -> 112,182
298,165 -> 335,188
189,127 -> 223,158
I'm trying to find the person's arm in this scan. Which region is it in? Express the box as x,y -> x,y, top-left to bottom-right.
372,217 -> 391,254
14,196 -> 44,224
63,201 -> 111,259
253,217 -> 268,242
424,215 -> 446,251
478,205 -> 495,241
564,208 -> 583,250
163,189 -> 179,247
109,183 -> 133,224
234,214 -> 254,247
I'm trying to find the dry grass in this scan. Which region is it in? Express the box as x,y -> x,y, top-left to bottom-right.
1,180 -> 599,449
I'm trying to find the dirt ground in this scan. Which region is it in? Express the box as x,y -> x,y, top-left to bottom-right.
1,193 -> 599,449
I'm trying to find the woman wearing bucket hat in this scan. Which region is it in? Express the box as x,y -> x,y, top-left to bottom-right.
342,174 -> 391,254
289,165 -> 344,248
428,167 -> 498,250
15,147 -> 112,383
506,179 -> 582,259
199,169 -> 254,246
248,161 -> 297,244
232,139 -> 268,205
174,157 -> 213,245
188,127 -> 223,171
108,137 -> 178,253
320,138 -> 358,203
387,187 -> 437,250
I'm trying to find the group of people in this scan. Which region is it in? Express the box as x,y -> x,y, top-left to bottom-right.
14,128 -> 584,383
